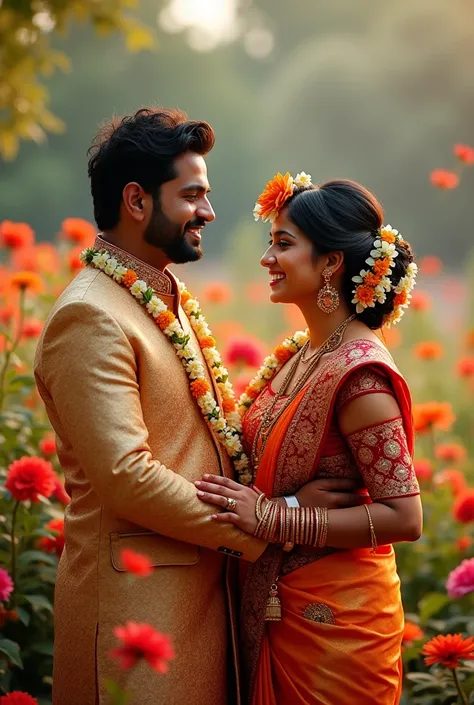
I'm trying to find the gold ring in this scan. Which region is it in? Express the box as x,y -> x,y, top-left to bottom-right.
226,497 -> 237,512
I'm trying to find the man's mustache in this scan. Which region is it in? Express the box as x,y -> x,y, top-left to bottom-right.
185,218 -> 206,230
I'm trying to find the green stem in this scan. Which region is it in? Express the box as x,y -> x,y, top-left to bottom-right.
452,667 -> 469,705
10,500 -> 20,605
0,287 -> 25,411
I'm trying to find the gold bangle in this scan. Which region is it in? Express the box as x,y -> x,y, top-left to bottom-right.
364,504 -> 377,553
318,507 -> 329,549
255,493 -> 267,522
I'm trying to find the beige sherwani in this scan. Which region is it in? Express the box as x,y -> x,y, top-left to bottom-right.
34,237 -> 265,705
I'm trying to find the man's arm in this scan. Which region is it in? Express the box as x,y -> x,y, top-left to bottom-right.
36,300 -> 265,561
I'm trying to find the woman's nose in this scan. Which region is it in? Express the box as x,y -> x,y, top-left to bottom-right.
261,251 -> 277,268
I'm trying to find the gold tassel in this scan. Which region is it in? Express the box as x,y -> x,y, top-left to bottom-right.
265,583 -> 281,621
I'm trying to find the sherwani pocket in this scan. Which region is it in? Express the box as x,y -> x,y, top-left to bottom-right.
109,530 -> 200,570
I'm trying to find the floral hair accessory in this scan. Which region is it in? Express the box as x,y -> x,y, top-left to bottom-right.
351,225 -> 417,327
253,171 -> 313,223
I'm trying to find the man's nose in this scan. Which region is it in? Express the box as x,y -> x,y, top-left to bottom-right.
198,199 -> 215,223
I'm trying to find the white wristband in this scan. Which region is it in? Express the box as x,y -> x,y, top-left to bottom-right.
284,495 -> 300,508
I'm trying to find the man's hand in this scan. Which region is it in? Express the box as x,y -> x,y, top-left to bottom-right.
295,477 -> 365,509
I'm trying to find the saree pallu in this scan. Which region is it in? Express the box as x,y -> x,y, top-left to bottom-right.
241,340 -> 415,705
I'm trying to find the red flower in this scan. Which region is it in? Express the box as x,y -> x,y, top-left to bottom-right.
68,247 -> 85,273
430,169 -> 460,190
413,402 -> 455,434
456,357 -> 474,377
402,621 -> 424,646
0,693 -> 39,705
121,549 -> 153,577
414,459 -> 433,482
434,469 -> 467,497
457,536 -> 472,551
52,476 -> 70,506
223,336 -> 266,369
436,443 -> 467,464
422,633 -> 474,668
454,144 -> 474,165
0,221 -> 35,249
60,218 -> 96,246
109,621 -> 175,672
37,518 -> 65,557
39,434 -> 56,457
419,256 -> 442,277
21,318 -> 43,339
5,456 -> 56,503
453,490 -> 474,524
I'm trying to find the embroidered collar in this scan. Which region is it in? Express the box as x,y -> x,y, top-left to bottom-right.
95,235 -> 173,295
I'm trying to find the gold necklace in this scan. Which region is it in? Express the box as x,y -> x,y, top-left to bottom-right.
250,314 -> 355,474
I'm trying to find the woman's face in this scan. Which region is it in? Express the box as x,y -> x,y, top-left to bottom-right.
261,207 -> 327,305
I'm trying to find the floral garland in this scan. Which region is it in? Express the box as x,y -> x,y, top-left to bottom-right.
80,247 -> 252,484
351,225 -> 418,327
238,330 -> 309,417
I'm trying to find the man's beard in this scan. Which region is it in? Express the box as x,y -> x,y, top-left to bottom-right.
144,201 -> 204,264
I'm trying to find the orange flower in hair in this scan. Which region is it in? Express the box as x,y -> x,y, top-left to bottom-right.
373,258 -> 391,277
253,172 -> 295,223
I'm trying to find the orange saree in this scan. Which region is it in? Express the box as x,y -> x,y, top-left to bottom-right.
240,339 -> 419,705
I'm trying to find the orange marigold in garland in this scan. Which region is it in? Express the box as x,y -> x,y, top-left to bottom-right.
122,270 -> 138,288
363,272 -> 381,288
393,291 -> 408,307
254,172 -> 295,222
422,633 -> 474,668
0,693 -> 39,705
180,290 -> 192,305
274,345 -> 292,364
5,456 -> 56,503
354,285 -> 375,307
190,379 -> 210,399
109,621 -> 175,672
156,311 -> 176,330
373,258 -> 391,277
222,398 -> 237,413
453,490 -> 474,524
199,336 -> 216,349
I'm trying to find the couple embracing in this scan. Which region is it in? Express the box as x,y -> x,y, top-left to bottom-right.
34,106 -> 422,705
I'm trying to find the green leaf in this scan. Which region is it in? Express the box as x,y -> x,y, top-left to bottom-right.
18,550 -> 58,568
0,639 -> 23,669
7,375 -> 36,391
24,594 -> 53,613
31,641 -> 54,657
418,592 -> 451,624
15,607 -> 30,627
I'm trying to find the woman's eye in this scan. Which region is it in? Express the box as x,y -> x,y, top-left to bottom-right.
278,241 -> 290,248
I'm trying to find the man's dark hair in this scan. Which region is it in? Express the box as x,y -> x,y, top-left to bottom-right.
87,107 -> 215,230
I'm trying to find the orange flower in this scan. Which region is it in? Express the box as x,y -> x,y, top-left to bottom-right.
156,311 -> 176,331
456,357 -> 474,377
180,290 -> 192,305
190,379 -> 210,399
413,401 -> 455,433
222,398 -> 237,413
422,633 -> 474,668
244,385 -> 261,400
199,336 -> 216,349
122,270 -> 138,288
402,621 -> 424,645
0,693 -> 39,705
255,172 -> 295,222
434,469 -> 467,497
121,549 -> 153,577
410,290 -> 432,311
380,229 -> 397,244
354,285 -> 375,306
393,291 -> 408,307
0,221 -> 34,249
373,258 -> 391,277
110,621 -> 175,673
274,345 -> 292,364
419,256 -> 442,276
0,305 -> 14,325
413,341 -> 444,361
61,218 -> 96,246
430,169 -> 460,190
68,247 -> 85,273
454,143 -> 474,165
363,272 -> 381,288
5,456 -> 57,503
457,536 -> 472,551
453,490 -> 474,524
201,282 -> 232,304
9,271 -> 43,293
37,518 -> 65,558
436,443 -> 467,464
414,459 -> 433,482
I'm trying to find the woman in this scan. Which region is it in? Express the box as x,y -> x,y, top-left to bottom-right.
195,174 -> 422,705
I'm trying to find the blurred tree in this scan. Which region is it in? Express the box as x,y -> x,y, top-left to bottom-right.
0,0 -> 155,161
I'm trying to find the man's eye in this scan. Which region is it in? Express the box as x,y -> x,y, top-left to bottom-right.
185,194 -> 198,201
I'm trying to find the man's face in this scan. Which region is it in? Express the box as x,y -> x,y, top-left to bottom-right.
144,152 -> 215,264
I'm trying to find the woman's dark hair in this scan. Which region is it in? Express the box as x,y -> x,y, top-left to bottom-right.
286,179 -> 415,329
87,107 -> 215,230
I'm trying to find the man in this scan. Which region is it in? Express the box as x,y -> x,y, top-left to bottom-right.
34,107 -> 358,705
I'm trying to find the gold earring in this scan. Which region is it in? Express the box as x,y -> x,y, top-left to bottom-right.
317,268 -> 340,314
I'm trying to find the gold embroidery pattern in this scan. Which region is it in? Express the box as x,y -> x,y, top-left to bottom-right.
95,236 -> 173,294
346,418 -> 420,500
303,603 -> 336,624
241,340 -> 405,702
336,368 -> 394,411
318,452 -> 359,479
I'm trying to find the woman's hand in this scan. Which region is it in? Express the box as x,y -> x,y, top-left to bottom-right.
195,475 -> 262,534
296,477 -> 365,509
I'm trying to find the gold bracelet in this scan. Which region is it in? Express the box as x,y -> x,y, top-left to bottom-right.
318,507 -> 329,549
364,504 -> 377,553
255,497 -> 272,539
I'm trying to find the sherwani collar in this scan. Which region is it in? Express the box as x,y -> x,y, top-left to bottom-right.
94,235 -> 180,313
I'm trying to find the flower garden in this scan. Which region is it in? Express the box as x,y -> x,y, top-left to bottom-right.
1,147 -> 474,703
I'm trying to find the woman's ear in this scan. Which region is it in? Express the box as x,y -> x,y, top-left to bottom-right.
325,250 -> 344,274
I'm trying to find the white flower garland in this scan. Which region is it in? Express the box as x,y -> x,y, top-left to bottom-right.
80,247 -> 252,484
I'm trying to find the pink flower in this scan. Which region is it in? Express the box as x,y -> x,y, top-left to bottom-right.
223,335 -> 266,369
447,557 -> 474,598
0,568 -> 14,603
